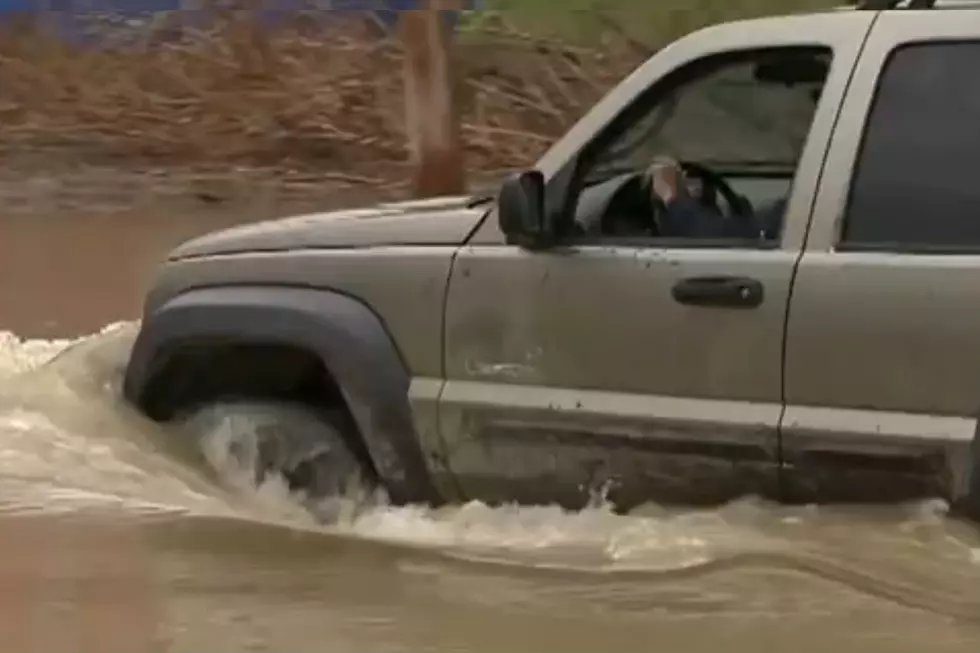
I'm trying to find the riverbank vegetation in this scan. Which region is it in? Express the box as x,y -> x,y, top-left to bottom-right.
0,1 -> 837,195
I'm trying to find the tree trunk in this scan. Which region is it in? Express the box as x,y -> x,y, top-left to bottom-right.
398,0 -> 466,198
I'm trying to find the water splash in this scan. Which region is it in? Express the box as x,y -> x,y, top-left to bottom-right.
3,322 -> 980,598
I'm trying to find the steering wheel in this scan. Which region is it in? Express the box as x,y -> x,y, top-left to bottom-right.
678,161 -> 753,220
593,162 -> 757,238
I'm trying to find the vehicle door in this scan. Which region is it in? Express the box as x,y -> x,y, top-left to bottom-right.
438,12 -> 875,509
782,11 -> 980,506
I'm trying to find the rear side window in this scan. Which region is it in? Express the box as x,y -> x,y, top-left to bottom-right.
841,42 -> 980,252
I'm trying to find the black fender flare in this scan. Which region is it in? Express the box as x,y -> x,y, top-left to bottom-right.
122,285 -> 440,506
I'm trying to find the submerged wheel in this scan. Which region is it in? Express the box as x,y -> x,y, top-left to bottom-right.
178,400 -> 374,501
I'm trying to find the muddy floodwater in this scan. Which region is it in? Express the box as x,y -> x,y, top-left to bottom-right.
4,189 -> 980,653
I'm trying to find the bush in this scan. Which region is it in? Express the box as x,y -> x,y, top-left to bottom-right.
0,2 -> 836,187
0,11 -> 641,181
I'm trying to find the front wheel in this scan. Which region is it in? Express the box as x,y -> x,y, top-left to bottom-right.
178,400 -> 375,505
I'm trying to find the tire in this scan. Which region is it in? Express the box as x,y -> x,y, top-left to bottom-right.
178,400 -> 374,502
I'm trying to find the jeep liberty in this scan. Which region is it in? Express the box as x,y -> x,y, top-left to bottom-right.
122,0 -> 980,520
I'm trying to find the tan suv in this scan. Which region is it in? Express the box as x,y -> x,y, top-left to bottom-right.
123,0 -> 980,520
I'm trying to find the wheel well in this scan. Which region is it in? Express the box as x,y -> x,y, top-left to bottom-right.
137,340 -> 378,481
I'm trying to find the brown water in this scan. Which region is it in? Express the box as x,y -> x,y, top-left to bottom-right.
4,196 -> 980,653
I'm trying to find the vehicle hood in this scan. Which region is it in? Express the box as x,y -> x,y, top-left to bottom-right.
168,195 -> 489,260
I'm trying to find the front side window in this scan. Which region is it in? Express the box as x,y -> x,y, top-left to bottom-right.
571,47 -> 831,245
841,42 -> 980,252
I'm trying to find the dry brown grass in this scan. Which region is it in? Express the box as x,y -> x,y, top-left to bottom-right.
0,12 -> 646,189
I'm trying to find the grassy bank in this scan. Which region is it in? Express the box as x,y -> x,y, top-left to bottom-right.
0,1 -> 838,193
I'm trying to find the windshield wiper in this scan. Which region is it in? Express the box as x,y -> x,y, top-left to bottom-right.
466,192 -> 496,208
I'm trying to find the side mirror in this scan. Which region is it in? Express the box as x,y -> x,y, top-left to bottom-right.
497,170 -> 552,248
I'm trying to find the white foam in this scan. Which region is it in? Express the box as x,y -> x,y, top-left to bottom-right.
0,321 -> 130,379
0,331 -> 75,379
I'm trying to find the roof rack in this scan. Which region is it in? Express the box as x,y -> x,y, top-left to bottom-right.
852,0 -> 979,8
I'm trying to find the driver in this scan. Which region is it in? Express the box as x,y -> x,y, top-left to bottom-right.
646,156 -> 734,239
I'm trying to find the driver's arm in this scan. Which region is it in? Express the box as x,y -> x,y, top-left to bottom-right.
648,158 -> 728,239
